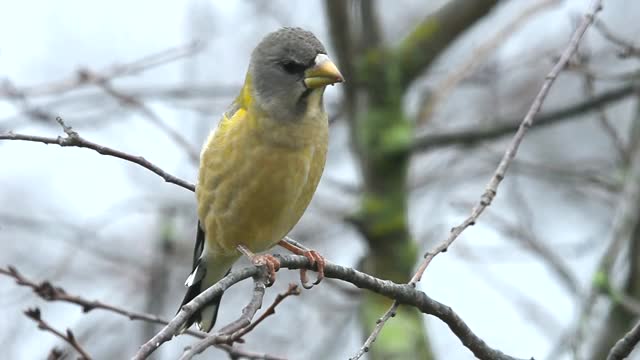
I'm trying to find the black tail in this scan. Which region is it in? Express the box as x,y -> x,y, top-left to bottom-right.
178,222 -> 228,333
178,272 -> 224,332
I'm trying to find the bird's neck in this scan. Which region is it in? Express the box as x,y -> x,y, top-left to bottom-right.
236,74 -> 328,149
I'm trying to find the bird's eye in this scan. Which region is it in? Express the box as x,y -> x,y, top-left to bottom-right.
281,60 -> 306,74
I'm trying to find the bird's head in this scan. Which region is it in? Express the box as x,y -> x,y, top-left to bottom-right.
248,27 -> 343,122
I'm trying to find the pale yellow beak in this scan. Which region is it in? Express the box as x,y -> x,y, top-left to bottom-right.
304,54 -> 344,89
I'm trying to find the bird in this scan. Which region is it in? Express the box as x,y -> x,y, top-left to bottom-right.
178,27 -> 343,333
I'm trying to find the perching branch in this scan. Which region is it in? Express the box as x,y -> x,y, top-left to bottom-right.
24,307 -> 93,360
133,255 -> 530,360
0,117 -> 195,192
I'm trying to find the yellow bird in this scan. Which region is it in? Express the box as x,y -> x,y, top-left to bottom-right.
179,27 -> 343,332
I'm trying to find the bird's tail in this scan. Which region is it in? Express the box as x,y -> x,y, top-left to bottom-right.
178,261 -> 230,333
178,223 -> 231,333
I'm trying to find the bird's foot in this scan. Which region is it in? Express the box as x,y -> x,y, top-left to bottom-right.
277,239 -> 325,289
252,254 -> 280,286
299,249 -> 325,289
237,245 -> 280,286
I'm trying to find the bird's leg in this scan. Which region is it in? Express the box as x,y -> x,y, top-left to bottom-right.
278,238 -> 325,289
236,244 -> 280,286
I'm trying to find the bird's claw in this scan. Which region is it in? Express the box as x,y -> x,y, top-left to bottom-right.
251,254 -> 280,286
299,250 -> 325,289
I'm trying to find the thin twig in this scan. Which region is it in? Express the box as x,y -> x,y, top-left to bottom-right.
215,344 -> 287,360
415,0 -> 602,291
0,116 -> 195,191
179,271 -> 270,360
607,319 -> 640,360
0,266 -> 205,339
88,75 -> 200,162
412,80 -> 639,152
0,41 -> 203,98
419,0 -> 561,124
594,21 -> 640,58
235,283 -> 301,337
180,282 -> 300,360
348,302 -> 399,360
1,266 -> 283,359
24,307 -> 93,360
352,1 -> 604,358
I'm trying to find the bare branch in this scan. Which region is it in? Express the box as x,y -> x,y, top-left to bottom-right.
412,80 -> 639,152
607,319 -> 640,360
595,21 -> 640,58
419,0 -> 561,124
349,302 -> 400,360
0,266 -> 205,339
358,0 -> 604,355
180,281 -> 300,360
179,271 -> 270,360
397,0 -> 500,89
415,0 -> 602,288
1,266 -> 284,359
81,72 -> 200,162
24,307 -> 92,360
133,255 -> 530,360
0,42 -> 203,98
0,117 -> 195,192
238,283 -> 301,336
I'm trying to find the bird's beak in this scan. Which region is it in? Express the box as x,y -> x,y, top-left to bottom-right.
304,54 -> 344,89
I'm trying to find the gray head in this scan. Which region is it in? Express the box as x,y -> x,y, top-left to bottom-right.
249,27 -> 343,122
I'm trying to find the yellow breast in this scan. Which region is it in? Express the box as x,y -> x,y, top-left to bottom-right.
196,102 -> 328,256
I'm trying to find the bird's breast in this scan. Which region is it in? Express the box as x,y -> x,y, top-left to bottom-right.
197,110 -> 328,256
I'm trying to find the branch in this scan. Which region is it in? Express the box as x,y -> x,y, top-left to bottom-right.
236,283 -> 301,336
83,73 -> 200,162
1,266 -> 283,359
356,0 -> 604,355
396,0 -> 500,89
414,0 -> 602,292
24,307 -> 92,360
179,271 -> 270,360
133,255 -> 530,360
180,281 -> 300,360
418,0 -> 561,124
412,81 -> 639,152
607,319 -> 640,360
0,266 -> 205,339
595,21 -> 640,58
0,41 -> 203,98
0,117 -> 195,192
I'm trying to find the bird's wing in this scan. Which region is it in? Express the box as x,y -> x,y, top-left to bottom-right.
184,221 -> 206,286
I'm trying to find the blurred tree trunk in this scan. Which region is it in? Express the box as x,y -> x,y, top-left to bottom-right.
589,98 -> 640,360
324,1 -> 500,358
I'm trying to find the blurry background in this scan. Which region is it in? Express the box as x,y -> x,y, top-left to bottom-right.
1,0 -> 640,359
